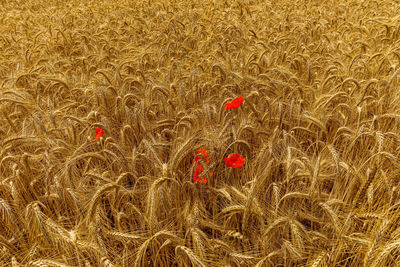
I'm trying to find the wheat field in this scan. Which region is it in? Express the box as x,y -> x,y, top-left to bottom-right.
1,0 -> 400,266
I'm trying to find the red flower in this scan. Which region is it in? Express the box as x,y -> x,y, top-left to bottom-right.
193,146 -> 210,165
192,163 -> 212,184
192,146 -> 212,184
224,153 -> 245,168
225,96 -> 244,110
94,127 -> 104,141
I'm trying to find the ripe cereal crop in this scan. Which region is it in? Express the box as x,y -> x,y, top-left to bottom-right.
1,0 -> 400,266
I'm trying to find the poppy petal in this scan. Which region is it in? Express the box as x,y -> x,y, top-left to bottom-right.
225,96 -> 244,110
224,153 -> 245,168
94,127 -> 104,141
192,147 -> 211,184
193,146 -> 210,165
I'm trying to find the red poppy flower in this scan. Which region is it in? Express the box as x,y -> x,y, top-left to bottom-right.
94,127 -> 104,141
192,163 -> 212,184
225,96 -> 244,110
224,153 -> 245,168
192,146 -> 212,184
193,146 -> 210,165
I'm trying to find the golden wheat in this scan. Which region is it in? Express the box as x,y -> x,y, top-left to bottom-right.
2,0 -> 400,265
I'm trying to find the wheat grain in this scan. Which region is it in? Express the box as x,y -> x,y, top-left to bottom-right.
175,245 -> 206,267
2,0 -> 400,265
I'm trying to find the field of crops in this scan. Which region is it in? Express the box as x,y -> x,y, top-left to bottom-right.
2,0 -> 400,266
